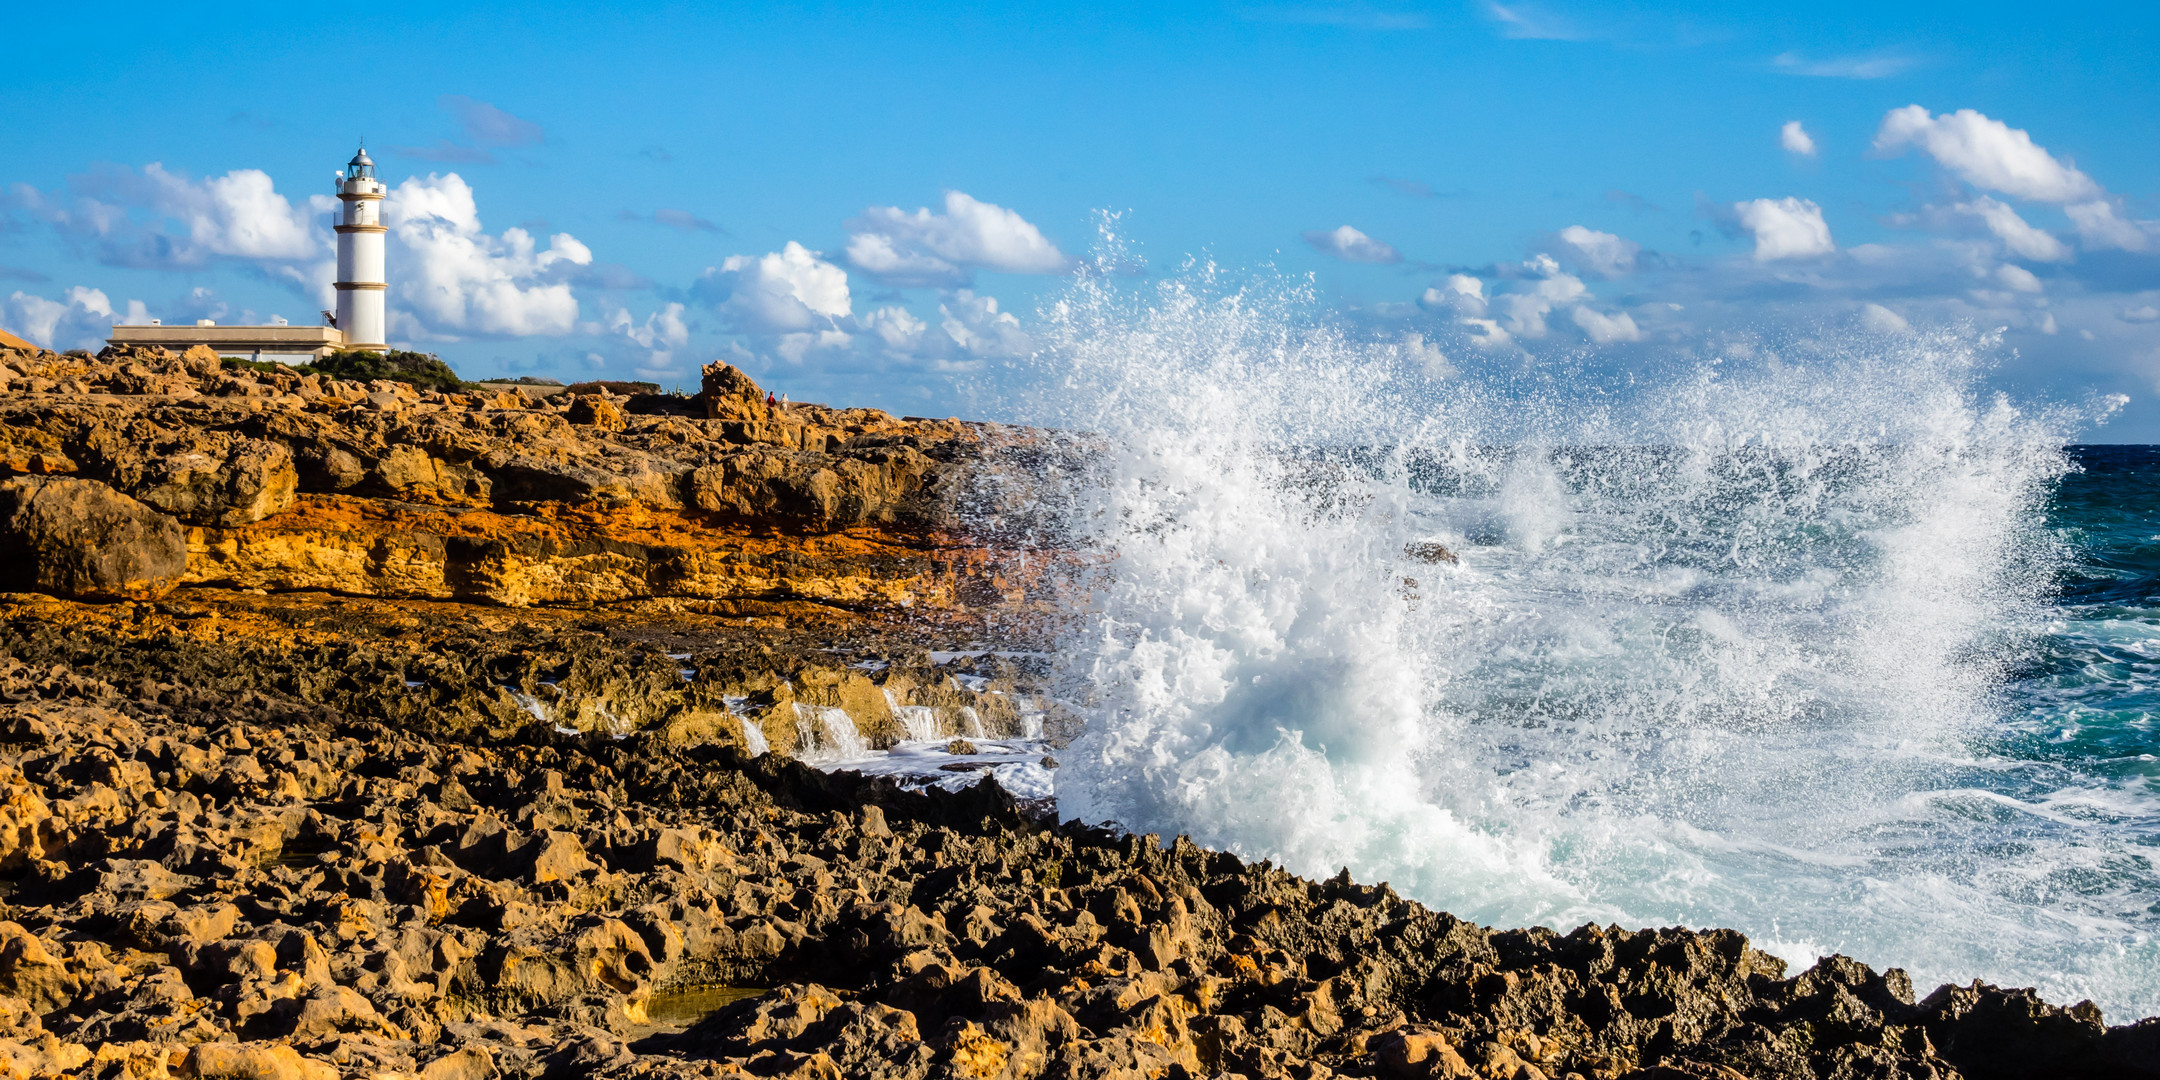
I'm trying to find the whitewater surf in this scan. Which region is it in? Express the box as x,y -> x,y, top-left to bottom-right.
1001,255 -> 2159,1022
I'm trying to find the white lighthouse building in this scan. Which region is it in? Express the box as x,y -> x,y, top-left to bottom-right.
105,146 -> 387,361
333,146 -> 388,350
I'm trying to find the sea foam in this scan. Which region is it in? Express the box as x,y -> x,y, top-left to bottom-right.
1005,251 -> 2159,1020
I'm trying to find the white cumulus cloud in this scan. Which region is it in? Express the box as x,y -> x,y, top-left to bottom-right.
1860,302 -> 1912,335
1420,274 -> 1488,315
1873,106 -> 2102,204
846,191 -> 1069,287
5,286 -> 149,351
938,290 -> 1032,359
6,164 -> 327,270
1399,332 -> 1455,379
2066,200 -> 2152,253
1571,305 -> 1643,343
610,303 -> 689,350
1781,121 -> 1817,157
1302,225 -> 1403,264
774,330 -> 853,365
1956,197 -> 2072,262
862,291 -> 1031,369
388,173 -> 590,338
1554,225 -> 1639,278
1733,197 -> 1835,260
145,165 -> 323,261
863,306 -> 929,351
703,242 -> 852,335
1994,264 -> 2043,293
1420,273 -> 1514,349
1496,255 -> 1588,339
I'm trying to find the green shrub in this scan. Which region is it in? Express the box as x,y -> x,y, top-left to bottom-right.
219,356 -> 294,376
316,349 -> 467,392
217,349 -> 470,392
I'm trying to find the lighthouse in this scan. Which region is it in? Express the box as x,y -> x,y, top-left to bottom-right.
101,146 -> 390,361
333,145 -> 388,350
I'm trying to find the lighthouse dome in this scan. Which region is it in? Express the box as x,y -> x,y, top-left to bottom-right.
344,146 -> 376,181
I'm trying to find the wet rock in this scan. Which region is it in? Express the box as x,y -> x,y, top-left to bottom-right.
1403,540 -> 1457,564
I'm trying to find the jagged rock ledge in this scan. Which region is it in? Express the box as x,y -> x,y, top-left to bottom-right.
0,615 -> 2154,1080
0,343 -> 1073,616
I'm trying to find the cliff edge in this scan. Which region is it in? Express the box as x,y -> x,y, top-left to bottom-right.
0,343 -> 1059,616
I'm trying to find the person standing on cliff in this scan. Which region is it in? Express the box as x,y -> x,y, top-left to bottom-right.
765,391 -> 776,407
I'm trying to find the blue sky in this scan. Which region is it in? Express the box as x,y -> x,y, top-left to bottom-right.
6,1 -> 2159,434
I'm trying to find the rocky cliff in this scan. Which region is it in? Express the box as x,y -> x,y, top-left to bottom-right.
0,344 -> 1062,618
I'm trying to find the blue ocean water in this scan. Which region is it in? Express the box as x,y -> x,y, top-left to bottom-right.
1991,445 -> 2160,927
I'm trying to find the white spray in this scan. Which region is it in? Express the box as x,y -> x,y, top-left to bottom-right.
1009,254 -> 2155,1019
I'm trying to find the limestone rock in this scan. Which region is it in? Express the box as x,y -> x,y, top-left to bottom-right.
180,345 -> 223,377
0,1036 -> 93,1079
126,438 -> 298,527
418,1047 -> 498,1080
0,924 -> 77,1014
565,394 -> 627,431
0,347 -> 1059,616
179,1041 -> 337,1080
0,478 -> 186,600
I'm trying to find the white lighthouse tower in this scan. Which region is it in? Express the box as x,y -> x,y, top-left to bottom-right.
333,145 -> 388,351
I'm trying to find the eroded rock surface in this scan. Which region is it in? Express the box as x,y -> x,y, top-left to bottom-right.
0,345 -> 1069,616
0,595 -> 2147,1079
0,478 -> 187,601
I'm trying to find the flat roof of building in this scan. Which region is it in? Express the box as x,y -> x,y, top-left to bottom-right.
108,324 -> 343,346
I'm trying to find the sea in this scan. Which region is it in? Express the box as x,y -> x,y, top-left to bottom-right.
822,262 -> 2160,1023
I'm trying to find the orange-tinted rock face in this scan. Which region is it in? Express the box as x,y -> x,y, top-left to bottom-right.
181,495 -> 1030,610
0,348 -> 1072,622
